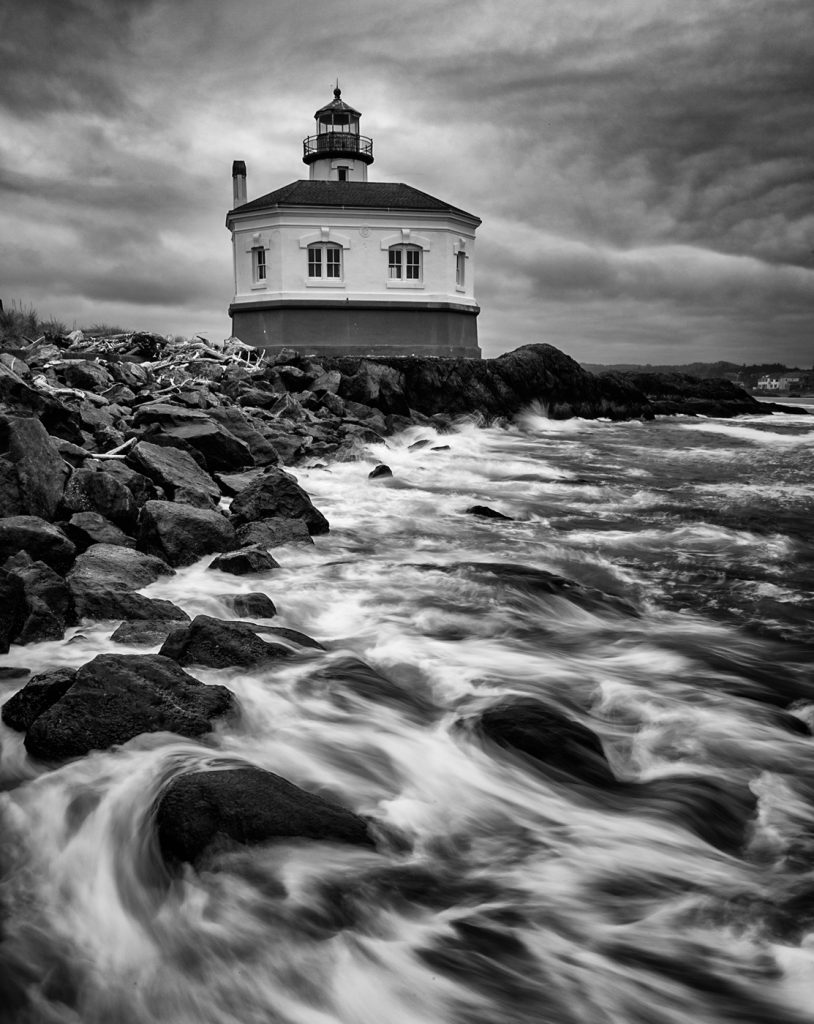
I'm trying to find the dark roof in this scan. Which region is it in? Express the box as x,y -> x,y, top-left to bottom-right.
315,87 -> 361,119
230,180 -> 480,222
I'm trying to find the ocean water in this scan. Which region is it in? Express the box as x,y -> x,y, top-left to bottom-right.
1,407 -> 813,1024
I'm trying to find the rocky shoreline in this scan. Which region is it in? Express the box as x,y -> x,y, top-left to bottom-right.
0,330 -> 802,865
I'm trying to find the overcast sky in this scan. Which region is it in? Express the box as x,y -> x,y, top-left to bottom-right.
1,0 -> 812,364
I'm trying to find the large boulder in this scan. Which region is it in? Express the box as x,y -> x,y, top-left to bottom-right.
60,468 -> 138,529
137,500 -> 236,568
155,764 -> 374,865
126,441 -> 220,509
0,415 -> 71,519
229,468 -> 329,536
66,543 -> 185,622
98,461 -> 162,507
162,420 -> 254,473
159,614 -> 291,668
0,516 -> 76,573
17,654 -> 236,760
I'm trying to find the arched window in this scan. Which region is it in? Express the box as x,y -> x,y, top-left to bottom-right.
388,243 -> 422,282
308,242 -> 342,280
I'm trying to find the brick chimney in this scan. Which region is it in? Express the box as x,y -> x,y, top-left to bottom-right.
232,160 -> 247,207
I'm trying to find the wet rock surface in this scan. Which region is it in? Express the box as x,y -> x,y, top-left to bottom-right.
156,764 -> 375,865
12,653 -> 235,760
159,614 -> 292,668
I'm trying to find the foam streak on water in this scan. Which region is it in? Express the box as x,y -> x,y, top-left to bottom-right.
1,411 -> 814,1023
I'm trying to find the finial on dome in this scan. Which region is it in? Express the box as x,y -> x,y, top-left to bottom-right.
334,79 -> 341,100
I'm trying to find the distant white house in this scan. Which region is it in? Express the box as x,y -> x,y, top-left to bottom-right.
757,374 -> 803,391
226,89 -> 481,358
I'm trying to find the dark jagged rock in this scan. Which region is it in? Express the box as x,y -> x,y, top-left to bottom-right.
234,517 -> 314,548
60,360 -> 114,392
127,440 -> 220,509
0,516 -> 76,573
0,570 -> 26,653
321,345 -> 654,420
66,542 -> 186,622
368,464 -> 393,480
97,462 -> 161,507
62,511 -> 135,551
2,551 -> 76,644
60,468 -> 138,529
465,505 -> 513,520
131,403 -> 211,429
163,421 -> 254,473
137,500 -> 235,568
159,614 -> 291,668
0,457 -> 24,516
214,467 -> 265,497
155,764 -> 375,865
0,415 -> 71,520
229,467 -> 329,536
208,406 -> 280,466
223,592 -> 277,619
22,653 -> 236,760
208,544 -> 280,575
2,667 -> 77,731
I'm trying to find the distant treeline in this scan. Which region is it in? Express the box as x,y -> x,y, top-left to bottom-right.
583,360 -> 811,385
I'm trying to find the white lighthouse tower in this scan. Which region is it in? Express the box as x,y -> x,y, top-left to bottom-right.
226,88 -> 481,358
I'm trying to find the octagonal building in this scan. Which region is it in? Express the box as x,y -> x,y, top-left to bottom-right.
226,88 -> 481,358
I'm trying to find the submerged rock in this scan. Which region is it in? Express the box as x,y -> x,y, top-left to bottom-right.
19,654 -> 235,760
155,764 -> 375,865
234,517 -> 313,548
471,697 -> 756,854
222,592 -> 278,619
476,698 -> 617,788
465,505 -> 513,520
368,464 -> 393,480
208,544 -> 280,575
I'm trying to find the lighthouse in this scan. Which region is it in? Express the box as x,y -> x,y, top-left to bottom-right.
226,88 -> 481,358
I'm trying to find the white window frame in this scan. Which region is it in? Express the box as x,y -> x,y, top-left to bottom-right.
455,250 -> 466,289
252,246 -> 267,285
307,242 -> 343,282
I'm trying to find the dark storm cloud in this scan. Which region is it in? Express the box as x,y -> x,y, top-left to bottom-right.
0,0 -> 154,116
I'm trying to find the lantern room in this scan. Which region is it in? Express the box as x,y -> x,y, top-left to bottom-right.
302,87 -> 374,182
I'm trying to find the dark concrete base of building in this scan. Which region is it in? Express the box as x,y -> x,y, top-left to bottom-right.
228,301 -> 481,359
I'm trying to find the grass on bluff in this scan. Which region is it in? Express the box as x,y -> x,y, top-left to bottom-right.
0,301 -> 128,346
